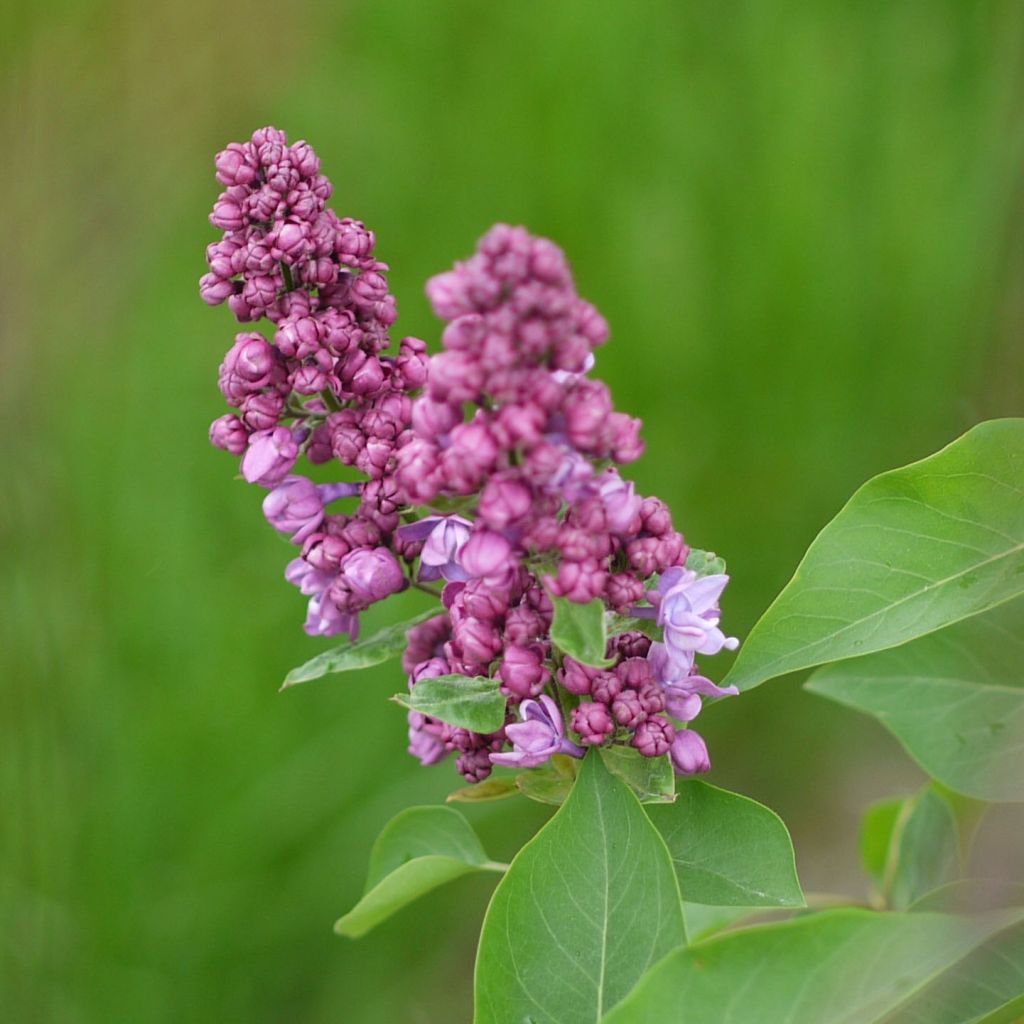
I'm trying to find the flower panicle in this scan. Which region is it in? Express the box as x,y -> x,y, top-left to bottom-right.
202,131 -> 739,783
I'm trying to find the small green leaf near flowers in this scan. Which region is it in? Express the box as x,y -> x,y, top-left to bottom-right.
281,608 -> 439,689
549,596 -> 614,667
393,674 -> 507,733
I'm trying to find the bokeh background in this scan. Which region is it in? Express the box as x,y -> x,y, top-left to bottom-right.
5,1 -> 1024,1020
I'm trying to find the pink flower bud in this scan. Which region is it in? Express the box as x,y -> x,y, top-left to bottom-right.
558,656 -> 597,696
460,530 -> 515,585
215,143 -> 259,187
210,193 -> 245,231
241,426 -> 300,487
263,476 -> 326,544
570,702 -> 614,746
338,546 -> 405,606
199,273 -> 235,305
498,644 -> 550,699
478,476 -> 534,530
241,392 -> 285,432
411,397 -> 462,438
633,716 -> 675,758
209,414 -> 248,455
669,730 -> 711,775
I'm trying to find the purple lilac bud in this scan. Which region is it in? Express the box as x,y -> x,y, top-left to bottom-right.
498,644 -> 551,700
596,469 -> 642,533
591,671 -> 623,705
263,476 -> 325,543
669,729 -> 711,775
456,748 -> 495,783
460,530 -> 515,586
571,702 -> 615,746
558,656 -> 597,696
491,695 -> 584,768
611,689 -> 646,728
546,558 -> 606,603
633,715 -> 676,757
478,475 -> 534,530
337,547 -> 405,606
209,414 -> 249,454
241,427 -> 301,487
408,718 -> 448,766
402,614 -> 451,673
452,616 -> 502,667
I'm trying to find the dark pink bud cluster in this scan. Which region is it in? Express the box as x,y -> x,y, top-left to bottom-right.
201,128 -> 426,639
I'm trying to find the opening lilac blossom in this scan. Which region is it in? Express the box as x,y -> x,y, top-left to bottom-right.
490,695 -> 584,768
398,515 -> 473,582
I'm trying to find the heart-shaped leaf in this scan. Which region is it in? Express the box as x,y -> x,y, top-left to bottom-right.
474,752 -> 684,1023
725,419 -> 1024,691
335,806 -> 504,939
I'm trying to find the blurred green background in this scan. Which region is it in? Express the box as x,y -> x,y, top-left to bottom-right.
4,1 -> 1024,1020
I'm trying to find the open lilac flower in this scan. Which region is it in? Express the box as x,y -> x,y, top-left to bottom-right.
648,641 -> 740,697
398,516 -> 472,582
490,695 -> 584,768
263,476 -> 361,543
652,568 -> 739,667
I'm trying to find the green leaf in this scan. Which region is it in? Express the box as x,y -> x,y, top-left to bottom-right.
393,674 -> 506,733
281,608 -> 439,689
685,548 -> 727,576
474,752 -> 685,1024
514,755 -> 579,806
447,777 -> 520,804
860,785 -> 960,910
550,596 -> 614,668
599,745 -> 675,804
724,419 -> 1024,691
335,806 -> 505,939
602,908 -> 1024,1024
875,919 -> 1024,1024
647,781 -> 804,914
807,598 -> 1024,801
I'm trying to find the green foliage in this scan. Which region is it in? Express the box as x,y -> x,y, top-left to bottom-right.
685,548 -> 727,576
603,909 -> 1024,1024
550,596 -> 614,668
647,781 -> 803,912
474,753 -> 684,1024
725,420 -> 1024,692
860,785 -> 961,910
872,919 -> 1024,1024
335,807 -> 504,938
281,608 -> 438,689
447,778 -> 519,804
514,754 -> 579,806
808,599 -> 1024,802
598,746 -> 675,804
393,675 -> 507,733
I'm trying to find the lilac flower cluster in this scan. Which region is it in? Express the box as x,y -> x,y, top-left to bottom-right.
394,226 -> 738,782
202,133 -> 739,788
201,127 -> 427,638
